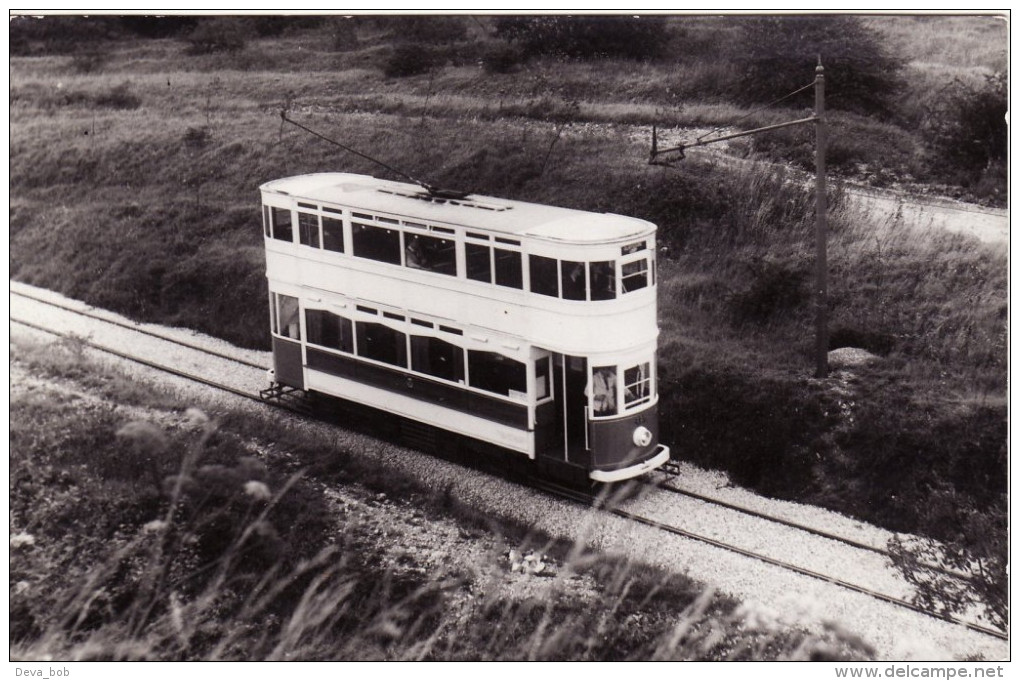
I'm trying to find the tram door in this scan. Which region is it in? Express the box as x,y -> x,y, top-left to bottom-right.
551,354 -> 590,465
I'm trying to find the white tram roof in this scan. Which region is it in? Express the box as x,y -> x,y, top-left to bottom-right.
261,173 -> 656,245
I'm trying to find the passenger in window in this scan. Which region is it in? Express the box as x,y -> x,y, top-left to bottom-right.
588,367 -> 617,416
406,235 -> 428,269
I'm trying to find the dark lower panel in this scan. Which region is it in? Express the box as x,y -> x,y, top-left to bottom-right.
306,346 -> 529,429
589,405 -> 660,472
273,336 -> 304,390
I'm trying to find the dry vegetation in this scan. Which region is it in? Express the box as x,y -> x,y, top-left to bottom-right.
9,14 -> 1008,654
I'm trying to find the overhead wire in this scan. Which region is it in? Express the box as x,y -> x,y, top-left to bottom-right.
693,80 -> 815,145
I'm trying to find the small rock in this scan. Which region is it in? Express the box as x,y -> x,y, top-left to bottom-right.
828,347 -> 879,369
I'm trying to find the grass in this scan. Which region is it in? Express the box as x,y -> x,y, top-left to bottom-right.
9,336 -> 875,660
9,16 -> 1007,630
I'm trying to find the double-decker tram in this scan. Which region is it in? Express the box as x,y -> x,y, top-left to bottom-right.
261,172 -> 670,483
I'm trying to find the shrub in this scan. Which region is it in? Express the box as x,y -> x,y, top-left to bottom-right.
185,17 -> 252,55
494,15 -> 670,60
383,44 -> 440,78
93,83 -> 141,110
731,16 -> 903,117
728,255 -> 810,324
481,41 -> 527,74
384,15 -> 467,44
921,71 -> 1007,199
70,51 -> 108,74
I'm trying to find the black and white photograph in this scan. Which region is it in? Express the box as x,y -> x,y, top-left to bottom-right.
8,10 -> 1010,670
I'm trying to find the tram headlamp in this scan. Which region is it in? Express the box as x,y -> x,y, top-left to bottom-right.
632,426 -> 653,447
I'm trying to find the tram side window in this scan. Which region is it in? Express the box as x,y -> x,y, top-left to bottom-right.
322,216 -> 344,253
405,234 -> 456,276
590,366 -> 617,416
590,261 -> 616,300
468,350 -> 526,398
529,255 -> 558,297
624,362 -> 651,408
276,294 -> 301,340
262,206 -> 270,237
352,223 -> 401,265
535,355 -> 551,400
411,335 -> 464,383
622,259 -> 649,293
465,242 -> 491,282
561,260 -> 586,301
356,321 -> 407,368
306,309 -> 353,354
271,208 -> 293,243
494,248 -> 523,289
298,212 -> 320,248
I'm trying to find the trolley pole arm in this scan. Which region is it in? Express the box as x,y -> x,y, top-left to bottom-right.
649,115 -> 819,162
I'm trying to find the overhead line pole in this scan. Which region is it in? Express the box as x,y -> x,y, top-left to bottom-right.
649,60 -> 829,378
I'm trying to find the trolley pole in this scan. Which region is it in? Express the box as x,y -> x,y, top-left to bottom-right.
649,60 -> 831,379
814,59 -> 829,378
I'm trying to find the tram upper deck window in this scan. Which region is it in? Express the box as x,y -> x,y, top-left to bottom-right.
465,242 -> 491,283
622,259 -> 649,293
494,248 -> 522,289
353,222 -> 401,265
529,255 -> 558,297
322,216 -> 344,253
411,335 -> 464,383
271,208 -> 293,243
405,233 -> 456,276
298,212 -> 320,248
590,261 -> 616,300
468,350 -> 526,399
355,320 -> 407,368
467,238 -> 523,290
306,309 -> 353,354
561,260 -> 586,301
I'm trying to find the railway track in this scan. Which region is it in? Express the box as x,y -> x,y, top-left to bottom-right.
10,294 -> 1008,644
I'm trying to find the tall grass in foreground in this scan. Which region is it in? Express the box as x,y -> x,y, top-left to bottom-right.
10,338 -> 874,661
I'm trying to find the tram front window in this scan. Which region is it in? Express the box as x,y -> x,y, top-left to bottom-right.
590,365 -> 617,416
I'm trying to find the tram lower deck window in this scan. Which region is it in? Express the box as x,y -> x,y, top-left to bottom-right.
275,294 -> 301,340
306,309 -> 353,353
591,366 -> 617,416
411,335 -> 464,383
468,350 -> 526,398
624,362 -> 651,408
356,321 -> 407,368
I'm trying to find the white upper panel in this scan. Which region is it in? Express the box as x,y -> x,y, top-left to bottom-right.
260,173 -> 656,245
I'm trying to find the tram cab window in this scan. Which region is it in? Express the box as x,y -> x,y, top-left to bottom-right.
411,335 -> 464,383
355,321 -> 407,368
529,255 -> 559,297
298,212 -> 320,248
561,260 -> 586,301
624,362 -> 652,408
276,294 -> 301,340
271,208 -> 293,243
589,366 -> 618,416
353,223 -> 401,265
622,259 -> 649,293
589,261 -> 616,300
306,309 -> 353,354
322,216 -> 344,253
468,350 -> 526,398
405,234 -> 456,276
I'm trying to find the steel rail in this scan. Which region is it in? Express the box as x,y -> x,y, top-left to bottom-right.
11,313 -> 1008,644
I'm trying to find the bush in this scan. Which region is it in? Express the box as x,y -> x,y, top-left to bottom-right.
921,71 -> 1006,199
384,15 -> 467,44
494,15 -> 670,60
93,83 -> 141,110
185,17 -> 252,55
481,41 -> 527,74
383,44 -> 440,78
732,16 -> 903,117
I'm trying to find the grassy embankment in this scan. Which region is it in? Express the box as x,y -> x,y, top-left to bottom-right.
10,18 -> 1006,620
10,336 -> 874,660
